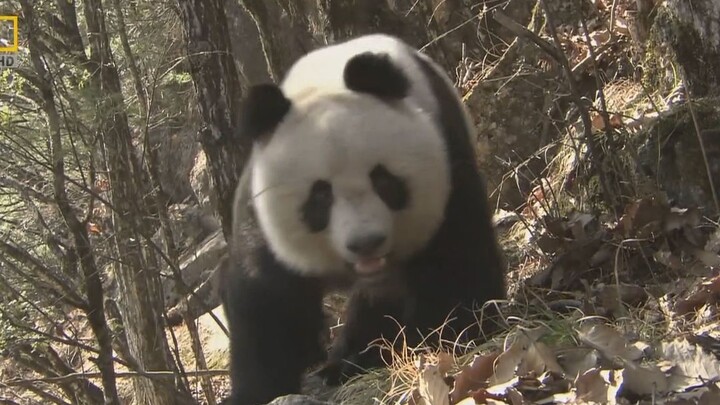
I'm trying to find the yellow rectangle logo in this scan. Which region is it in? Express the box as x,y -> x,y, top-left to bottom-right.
0,16 -> 19,53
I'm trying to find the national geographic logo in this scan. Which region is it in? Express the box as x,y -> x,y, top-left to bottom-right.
0,15 -> 19,69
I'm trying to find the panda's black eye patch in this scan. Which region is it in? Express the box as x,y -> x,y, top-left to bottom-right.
302,180 -> 333,232
370,165 -> 408,211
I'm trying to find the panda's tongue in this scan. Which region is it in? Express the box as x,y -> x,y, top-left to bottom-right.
354,257 -> 387,275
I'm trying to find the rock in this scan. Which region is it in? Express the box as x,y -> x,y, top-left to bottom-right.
165,249 -> 226,326
162,228 -> 227,309
267,394 -> 335,405
637,100 -> 720,214
148,127 -> 202,205
189,149 -> 215,210
647,0 -> 720,97
153,203 -> 221,254
464,37 -> 559,209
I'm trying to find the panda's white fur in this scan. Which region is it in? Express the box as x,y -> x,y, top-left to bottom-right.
247,35 -> 452,277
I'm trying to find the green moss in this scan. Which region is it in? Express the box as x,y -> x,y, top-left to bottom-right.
643,4 -> 720,96
642,8 -> 681,96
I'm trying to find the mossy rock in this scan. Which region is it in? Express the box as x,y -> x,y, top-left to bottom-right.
636,99 -> 720,214
644,1 -> 720,97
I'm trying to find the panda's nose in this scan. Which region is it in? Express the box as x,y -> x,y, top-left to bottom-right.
346,233 -> 386,256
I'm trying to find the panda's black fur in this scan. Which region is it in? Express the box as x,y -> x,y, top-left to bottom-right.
220,35 -> 506,405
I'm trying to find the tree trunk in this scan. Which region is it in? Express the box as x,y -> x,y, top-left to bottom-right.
226,0 -> 272,84
81,0 -> 188,403
240,0 -> 483,79
240,0 -> 320,80
177,0 -> 252,238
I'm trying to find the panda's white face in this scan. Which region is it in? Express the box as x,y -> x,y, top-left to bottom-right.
250,91 -> 450,277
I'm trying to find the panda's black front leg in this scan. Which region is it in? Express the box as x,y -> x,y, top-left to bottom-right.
222,247 -> 325,405
318,288 -> 405,385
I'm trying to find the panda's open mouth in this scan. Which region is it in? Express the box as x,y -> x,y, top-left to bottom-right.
352,256 -> 388,275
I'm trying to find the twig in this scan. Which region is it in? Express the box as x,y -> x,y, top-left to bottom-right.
579,14 -> 614,146
537,0 -> 619,217
0,369 -> 229,387
571,40 -> 616,75
609,0 -> 619,37
492,10 -> 563,64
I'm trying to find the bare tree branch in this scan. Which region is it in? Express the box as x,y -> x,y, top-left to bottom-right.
20,2 -> 121,402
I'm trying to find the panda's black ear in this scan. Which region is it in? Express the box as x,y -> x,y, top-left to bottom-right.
239,84 -> 291,141
343,52 -> 409,100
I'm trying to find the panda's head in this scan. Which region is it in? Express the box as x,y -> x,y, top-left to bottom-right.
238,37 -> 451,278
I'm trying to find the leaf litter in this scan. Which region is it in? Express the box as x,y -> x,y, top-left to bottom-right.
382,194 -> 720,405
402,324 -> 720,405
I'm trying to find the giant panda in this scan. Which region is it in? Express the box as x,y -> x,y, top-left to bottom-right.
221,34 -> 506,405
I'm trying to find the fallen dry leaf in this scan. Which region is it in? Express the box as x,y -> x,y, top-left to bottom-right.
691,249 -> 720,268
574,368 -> 619,403
557,347 -> 599,377
487,376 -> 520,397
705,227 -> 720,253
613,16 -> 631,37
489,371 -> 570,403
436,352 -> 455,375
688,333 -> 720,359
450,352 -> 500,404
595,284 -> 648,315
698,388 -> 720,404
660,338 -> 720,392
674,275 -> 720,316
455,397 -> 476,405
505,388 -> 526,405
468,387 -> 507,404
591,112 -> 606,131
489,344 -> 528,387
589,29 -> 611,46
489,328 -> 548,386
567,211 -> 595,240
665,207 -> 702,232
417,361 -> 451,405
655,250 -> 684,270
616,197 -> 668,238
621,361 -> 668,396
516,341 -> 564,377
589,245 -> 614,266
667,387 -> 720,404
576,323 -> 645,363
87,222 -> 102,234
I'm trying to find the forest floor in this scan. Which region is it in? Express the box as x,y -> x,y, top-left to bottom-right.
170,201 -> 720,405
178,211 -> 720,405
